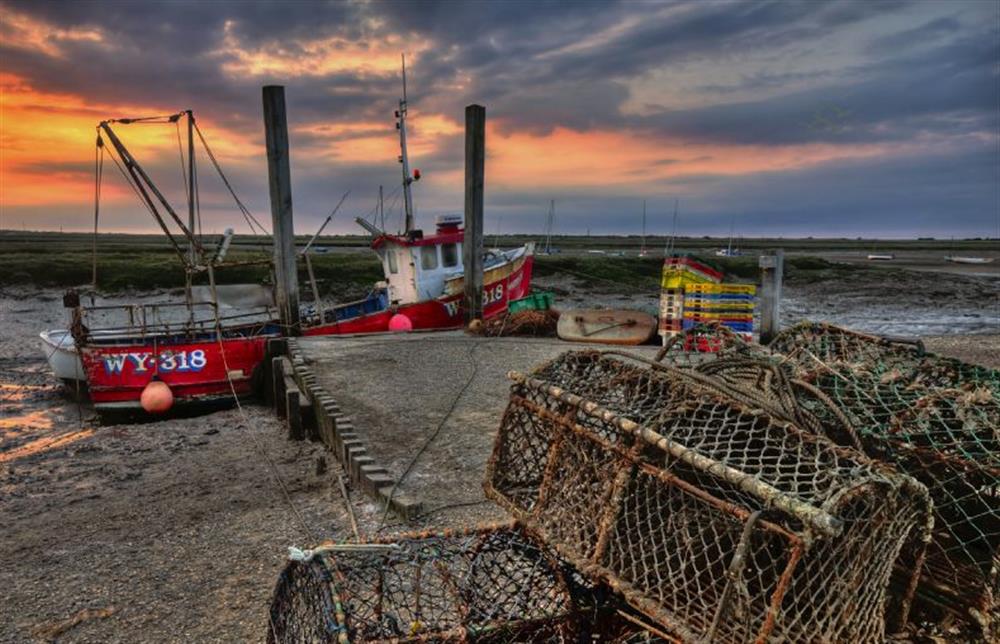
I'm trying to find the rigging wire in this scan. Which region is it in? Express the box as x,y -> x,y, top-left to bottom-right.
193,121 -> 270,239
174,120 -> 190,206
91,136 -> 104,290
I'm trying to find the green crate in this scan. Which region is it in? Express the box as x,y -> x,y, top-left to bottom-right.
508,291 -> 554,313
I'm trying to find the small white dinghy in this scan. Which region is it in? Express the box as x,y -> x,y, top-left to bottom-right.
944,256 -> 994,265
39,329 -> 86,386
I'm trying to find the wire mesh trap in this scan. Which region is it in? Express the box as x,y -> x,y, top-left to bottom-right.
485,350 -> 932,643
266,522 -> 651,643
766,322 -> 1000,631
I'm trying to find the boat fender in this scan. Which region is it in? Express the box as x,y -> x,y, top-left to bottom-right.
388,313 -> 413,332
140,376 -> 174,414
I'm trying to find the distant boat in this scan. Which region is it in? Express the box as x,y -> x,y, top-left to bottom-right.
716,217 -> 742,256
944,256 -> 994,264
638,200 -> 650,257
867,253 -> 895,261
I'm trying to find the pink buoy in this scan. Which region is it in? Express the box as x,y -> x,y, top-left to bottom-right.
140,377 -> 174,414
388,313 -> 413,332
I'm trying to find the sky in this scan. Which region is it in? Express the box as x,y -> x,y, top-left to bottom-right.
0,0 -> 998,239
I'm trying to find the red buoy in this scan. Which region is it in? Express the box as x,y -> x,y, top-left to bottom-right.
140,377 -> 174,414
388,313 -> 413,332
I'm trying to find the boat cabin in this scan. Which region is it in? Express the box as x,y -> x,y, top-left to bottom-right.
372,215 -> 465,306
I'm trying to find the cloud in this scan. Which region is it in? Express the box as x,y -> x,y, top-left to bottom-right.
0,0 -> 997,237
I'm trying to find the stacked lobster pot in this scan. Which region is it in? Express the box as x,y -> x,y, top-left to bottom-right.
486,350 -> 933,643
658,257 -> 722,342
766,323 -> 1000,635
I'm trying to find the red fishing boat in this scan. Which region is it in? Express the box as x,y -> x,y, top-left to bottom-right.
72,301 -> 279,416
303,216 -> 534,335
52,110 -> 280,419
300,56 -> 534,335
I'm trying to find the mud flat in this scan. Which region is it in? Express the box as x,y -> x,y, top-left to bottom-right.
0,276 -> 996,642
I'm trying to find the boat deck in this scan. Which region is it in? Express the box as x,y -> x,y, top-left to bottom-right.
290,332 -> 665,527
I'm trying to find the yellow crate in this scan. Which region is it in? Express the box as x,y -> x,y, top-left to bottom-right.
683,301 -> 755,312
662,269 -> 715,290
683,310 -> 753,321
684,283 -> 756,296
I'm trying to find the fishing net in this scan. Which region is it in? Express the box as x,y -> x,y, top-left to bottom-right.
266,522 -> 652,643
478,310 -> 560,338
766,322 -> 1000,631
485,350 -> 932,643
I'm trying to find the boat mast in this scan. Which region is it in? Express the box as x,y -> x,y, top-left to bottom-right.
545,199 -> 555,254
397,54 -> 415,233
641,199 -> 647,254
666,198 -> 678,256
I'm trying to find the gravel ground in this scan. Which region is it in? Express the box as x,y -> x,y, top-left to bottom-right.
1,276 -> 996,642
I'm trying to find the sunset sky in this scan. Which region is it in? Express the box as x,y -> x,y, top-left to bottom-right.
1,0 -> 997,238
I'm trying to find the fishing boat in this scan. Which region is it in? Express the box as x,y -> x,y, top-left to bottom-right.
72,300 -> 278,415
299,58 -> 534,334
43,110 -> 279,418
944,256 -> 994,264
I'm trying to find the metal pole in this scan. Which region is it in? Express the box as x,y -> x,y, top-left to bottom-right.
758,249 -> 784,344
262,86 -> 301,334
463,104 -> 485,324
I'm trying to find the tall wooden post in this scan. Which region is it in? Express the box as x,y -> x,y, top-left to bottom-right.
187,110 -> 197,266
263,86 -> 300,334
759,249 -> 784,344
463,104 -> 485,324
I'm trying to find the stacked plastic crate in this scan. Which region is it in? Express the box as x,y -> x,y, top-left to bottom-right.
658,257 -> 722,343
682,282 -> 756,343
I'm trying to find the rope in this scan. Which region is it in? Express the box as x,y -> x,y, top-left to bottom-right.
375,340 -> 482,533
91,138 -> 104,290
209,310 -> 319,545
193,121 -> 270,239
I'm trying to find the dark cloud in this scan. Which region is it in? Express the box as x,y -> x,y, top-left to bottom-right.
2,0 -> 997,236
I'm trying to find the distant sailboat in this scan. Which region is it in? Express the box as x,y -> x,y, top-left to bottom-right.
542,199 -> 558,254
638,200 -> 650,257
715,217 -> 742,257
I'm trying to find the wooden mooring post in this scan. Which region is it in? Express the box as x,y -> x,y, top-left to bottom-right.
759,249 -> 784,344
463,104 -> 485,324
262,85 -> 301,334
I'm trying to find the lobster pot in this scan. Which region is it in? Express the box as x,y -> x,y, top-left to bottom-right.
769,323 -> 1000,629
485,351 -> 931,644
266,522 -> 639,643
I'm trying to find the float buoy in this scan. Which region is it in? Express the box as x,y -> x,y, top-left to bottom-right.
388,313 -> 413,332
140,377 -> 174,414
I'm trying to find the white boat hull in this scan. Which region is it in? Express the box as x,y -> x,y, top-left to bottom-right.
40,329 -> 86,383
944,256 -> 994,265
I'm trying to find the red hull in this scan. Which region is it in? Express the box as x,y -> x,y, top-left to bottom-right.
79,336 -> 268,409
305,255 -> 534,336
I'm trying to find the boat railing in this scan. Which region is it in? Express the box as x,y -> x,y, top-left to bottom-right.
73,300 -> 278,343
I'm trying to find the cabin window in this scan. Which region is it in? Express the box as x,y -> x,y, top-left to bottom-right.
387,250 -> 398,274
441,242 -> 458,267
421,246 -> 439,270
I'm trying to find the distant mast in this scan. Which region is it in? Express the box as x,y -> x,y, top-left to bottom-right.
544,199 -> 555,254
640,199 -> 647,256
397,54 -> 416,233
